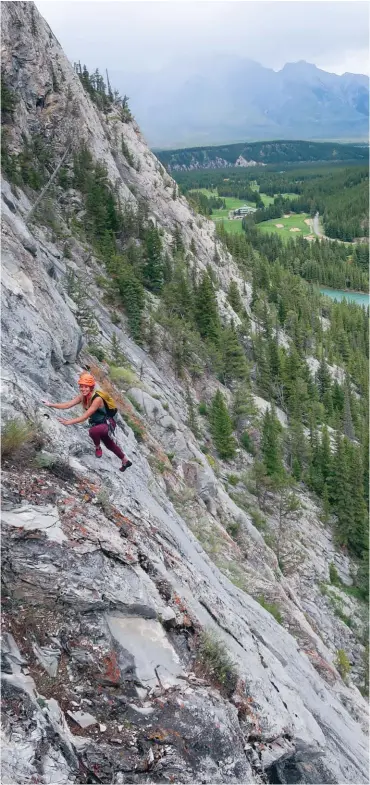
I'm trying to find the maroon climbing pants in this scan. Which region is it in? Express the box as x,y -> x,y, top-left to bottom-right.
88,423 -> 126,461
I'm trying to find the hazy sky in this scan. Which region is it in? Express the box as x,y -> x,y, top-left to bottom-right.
36,1 -> 369,77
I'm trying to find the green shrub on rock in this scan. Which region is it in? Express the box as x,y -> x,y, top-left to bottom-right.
197,629 -> 238,695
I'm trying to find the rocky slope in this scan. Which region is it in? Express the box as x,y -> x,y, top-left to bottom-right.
1,3 -> 369,784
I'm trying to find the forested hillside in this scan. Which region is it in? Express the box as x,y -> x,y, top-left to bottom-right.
158,139 -> 368,170
174,164 -> 370,243
214,225 -> 369,572
251,167 -> 369,241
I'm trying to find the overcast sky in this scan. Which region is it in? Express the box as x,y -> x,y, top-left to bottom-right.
36,1 -> 369,77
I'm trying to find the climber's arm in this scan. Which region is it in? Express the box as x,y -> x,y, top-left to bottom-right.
42,395 -> 83,410
57,397 -> 102,426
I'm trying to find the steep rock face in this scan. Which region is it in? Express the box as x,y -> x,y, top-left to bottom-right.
1,3 -> 369,784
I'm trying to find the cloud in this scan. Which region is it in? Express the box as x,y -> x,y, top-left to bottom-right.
36,1 -> 369,76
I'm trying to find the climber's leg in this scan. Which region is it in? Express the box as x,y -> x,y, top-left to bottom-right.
89,424 -> 106,457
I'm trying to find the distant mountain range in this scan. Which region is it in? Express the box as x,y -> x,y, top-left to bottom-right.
156,139 -> 369,172
115,57 -> 369,148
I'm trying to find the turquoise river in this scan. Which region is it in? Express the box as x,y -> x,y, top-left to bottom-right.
320,287 -> 369,308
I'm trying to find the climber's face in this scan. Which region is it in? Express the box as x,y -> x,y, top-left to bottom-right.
79,384 -> 94,396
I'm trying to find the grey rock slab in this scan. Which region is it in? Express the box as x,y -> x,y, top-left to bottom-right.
32,642 -> 60,678
128,387 -> 166,420
45,698 -> 89,752
106,615 -> 183,688
182,460 -> 218,501
1,504 -> 68,544
252,394 -> 288,427
128,703 -> 155,716
158,413 -> 178,430
1,633 -> 28,675
67,710 -> 97,729
2,676 -> 79,784
158,605 -> 177,624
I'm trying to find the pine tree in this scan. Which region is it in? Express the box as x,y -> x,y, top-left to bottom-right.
227,281 -> 243,314
255,338 -> 272,398
117,267 -> 144,343
261,406 -> 285,482
232,384 -> 255,433
276,486 -> 301,564
110,332 -> 126,365
308,426 -> 323,494
65,270 -> 99,341
216,220 -> 227,244
347,443 -> 367,556
142,226 -> 164,293
316,356 -> 332,402
186,384 -> 200,438
330,435 -> 354,549
163,252 -> 173,284
213,244 -> 220,265
355,532 -> 369,600
190,260 -> 198,291
282,346 -> 302,410
362,426 -> 369,506
209,390 -> 236,460
162,266 -> 193,321
292,457 -> 302,482
269,333 -> 281,384
145,316 -> 160,356
321,483 -> 330,524
172,225 -> 184,256
99,230 -> 117,270
195,272 -> 220,344
320,425 -> 332,486
287,418 -> 307,481
332,381 -> 344,415
221,324 -> 248,387
343,384 -> 355,441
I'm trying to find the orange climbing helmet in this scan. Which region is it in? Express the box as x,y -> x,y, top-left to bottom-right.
78,372 -> 96,388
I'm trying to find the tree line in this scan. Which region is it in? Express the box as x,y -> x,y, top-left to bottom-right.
240,223 -> 369,292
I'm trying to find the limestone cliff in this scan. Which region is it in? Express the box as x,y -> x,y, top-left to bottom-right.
1,3 -> 368,784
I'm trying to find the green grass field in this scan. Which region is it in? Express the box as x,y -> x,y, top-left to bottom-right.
214,218 -> 244,234
248,183 -> 274,206
188,191 -> 251,233
212,196 -> 251,234
189,188 -> 303,236
257,213 -> 312,240
189,188 -> 219,197
189,190 -> 253,212
213,196 -> 255,217
282,192 -> 300,200
189,189 -> 256,233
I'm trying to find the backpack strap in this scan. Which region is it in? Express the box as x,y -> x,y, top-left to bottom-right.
91,392 -> 108,417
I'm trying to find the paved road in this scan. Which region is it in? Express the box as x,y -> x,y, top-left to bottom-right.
312,212 -> 321,236
311,212 -> 352,246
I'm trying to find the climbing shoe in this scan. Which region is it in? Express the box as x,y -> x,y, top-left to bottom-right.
120,459 -> 132,473
95,447 -> 103,458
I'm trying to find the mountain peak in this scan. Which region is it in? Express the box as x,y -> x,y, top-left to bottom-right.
126,55 -> 369,147
281,60 -> 319,71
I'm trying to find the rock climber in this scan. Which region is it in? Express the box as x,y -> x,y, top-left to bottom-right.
42,372 -> 132,472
